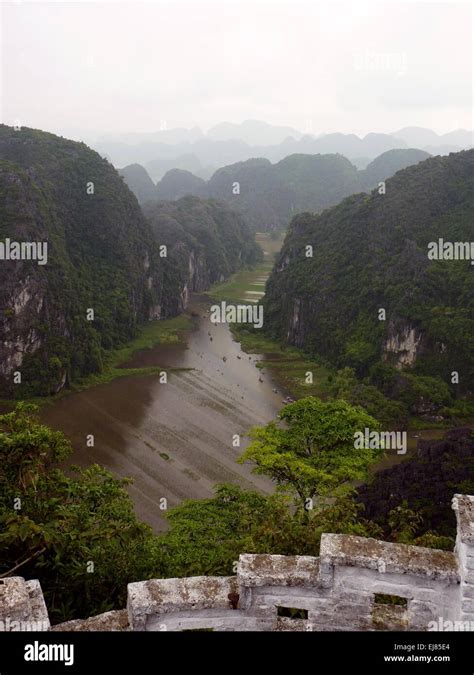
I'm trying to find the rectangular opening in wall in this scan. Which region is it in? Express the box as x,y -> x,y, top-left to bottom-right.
373,594 -> 408,607
277,606 -> 308,620
182,627 -> 215,632
372,594 -> 408,631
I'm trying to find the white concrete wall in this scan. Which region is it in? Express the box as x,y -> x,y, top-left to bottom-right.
453,494 -> 474,623
126,540 -> 462,632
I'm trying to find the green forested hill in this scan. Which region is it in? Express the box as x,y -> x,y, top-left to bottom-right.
263,150 -> 474,402
118,163 -> 157,203
0,125 -> 164,397
144,150 -> 435,231
143,196 -> 262,315
0,127 -> 259,398
192,153 -> 362,230
155,168 -> 208,200
360,148 -> 431,190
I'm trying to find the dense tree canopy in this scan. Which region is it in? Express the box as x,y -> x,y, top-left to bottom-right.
239,397 -> 382,503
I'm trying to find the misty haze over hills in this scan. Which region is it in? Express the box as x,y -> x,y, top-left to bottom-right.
119,147 -> 432,231
92,120 -> 473,180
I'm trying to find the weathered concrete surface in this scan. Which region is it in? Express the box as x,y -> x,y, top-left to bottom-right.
238,554 -> 321,587
453,494 -> 474,545
51,610 -> 129,632
127,576 -> 240,631
320,533 -> 459,582
0,577 -> 49,630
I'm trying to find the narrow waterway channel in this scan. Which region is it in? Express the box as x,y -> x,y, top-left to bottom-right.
41,292 -> 288,532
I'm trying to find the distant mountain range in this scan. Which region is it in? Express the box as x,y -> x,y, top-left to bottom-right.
97,120 -> 304,148
96,120 -> 473,179
119,148 -> 432,231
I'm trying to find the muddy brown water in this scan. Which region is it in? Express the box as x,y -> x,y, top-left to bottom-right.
41,296 -> 287,531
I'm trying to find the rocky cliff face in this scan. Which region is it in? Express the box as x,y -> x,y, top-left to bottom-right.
0,168 -> 50,385
383,321 -> 425,368
0,126 -> 163,397
166,245 -> 211,315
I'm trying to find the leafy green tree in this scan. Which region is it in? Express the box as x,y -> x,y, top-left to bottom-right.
0,402 -> 450,626
386,502 -> 423,544
329,367 -> 407,427
239,397 -> 382,505
158,484 -> 382,577
0,403 -> 161,623
158,484 -> 271,577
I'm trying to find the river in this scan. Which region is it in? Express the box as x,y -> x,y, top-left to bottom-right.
41,294 -> 286,531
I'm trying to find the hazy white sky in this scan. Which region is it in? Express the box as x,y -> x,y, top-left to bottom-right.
1,0 -> 472,140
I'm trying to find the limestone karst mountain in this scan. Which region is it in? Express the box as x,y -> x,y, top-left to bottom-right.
143,195 -> 262,316
393,126 -> 473,150
0,126 -> 259,397
359,148 -> 431,190
206,119 -> 304,145
0,125 -> 163,397
263,150 -> 474,392
118,163 -> 157,203
155,168 -> 208,201
121,148 -> 435,232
